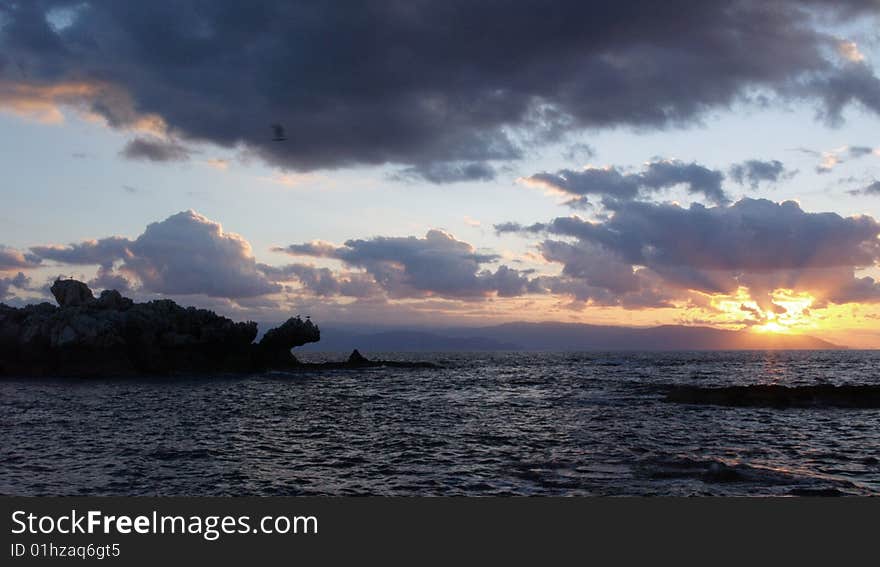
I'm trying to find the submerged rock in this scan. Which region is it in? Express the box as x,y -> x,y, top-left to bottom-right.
664,384 -> 880,409
0,279 -> 320,377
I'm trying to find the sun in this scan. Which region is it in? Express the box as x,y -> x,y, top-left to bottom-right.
754,320 -> 790,334
710,287 -> 818,334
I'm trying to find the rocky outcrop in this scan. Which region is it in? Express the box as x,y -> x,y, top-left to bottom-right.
51,279 -> 93,307
0,280 -> 320,377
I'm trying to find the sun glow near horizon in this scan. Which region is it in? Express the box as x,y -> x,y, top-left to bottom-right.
708,287 -> 818,334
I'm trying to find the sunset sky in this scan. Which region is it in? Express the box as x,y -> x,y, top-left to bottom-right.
3,1 -> 880,346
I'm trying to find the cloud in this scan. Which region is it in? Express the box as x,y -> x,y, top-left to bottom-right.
2,2 -> 879,177
0,245 -> 41,271
527,240 -> 678,308
276,229 -> 535,299
848,180 -> 880,196
0,78 -> 167,133
32,217 -> 535,302
497,198 -> 880,306
120,136 -> 192,162
393,161 -> 496,184
31,237 -> 131,268
847,146 -> 875,158
728,159 -> 792,188
258,172 -> 321,188
258,263 -> 382,298
0,272 -> 30,300
562,143 -> 596,162
205,158 -> 229,170
804,58 -> 880,126
89,266 -> 133,293
0,80 -> 102,124
837,40 -> 866,63
804,145 -> 878,173
276,241 -> 340,258
522,159 -> 728,205
31,211 -> 280,298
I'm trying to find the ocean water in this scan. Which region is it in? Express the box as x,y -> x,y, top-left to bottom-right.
1,351 -> 879,496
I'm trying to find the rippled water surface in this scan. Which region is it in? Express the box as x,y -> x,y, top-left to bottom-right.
2,351 -> 879,496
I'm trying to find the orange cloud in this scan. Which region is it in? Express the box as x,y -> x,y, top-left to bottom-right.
0,80 -> 167,136
205,158 -> 229,170
0,81 -> 99,123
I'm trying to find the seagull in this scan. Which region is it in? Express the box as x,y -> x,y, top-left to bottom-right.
271,123 -> 287,142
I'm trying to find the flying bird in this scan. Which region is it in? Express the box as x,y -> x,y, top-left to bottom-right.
271,124 -> 287,142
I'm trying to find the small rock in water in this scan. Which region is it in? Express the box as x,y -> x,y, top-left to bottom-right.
348,349 -> 370,364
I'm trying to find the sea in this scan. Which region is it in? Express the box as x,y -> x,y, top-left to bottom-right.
2,351 -> 879,496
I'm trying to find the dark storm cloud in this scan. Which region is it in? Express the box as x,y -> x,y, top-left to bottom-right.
2,1 -> 879,178
120,136 -> 192,162
31,211 -> 280,298
277,230 -> 534,299
497,198 -> 880,305
728,160 -> 791,189
0,245 -> 41,271
524,160 -> 728,205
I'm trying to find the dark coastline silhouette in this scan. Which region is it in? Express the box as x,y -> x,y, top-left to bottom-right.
299,322 -> 842,352
0,279 -> 435,377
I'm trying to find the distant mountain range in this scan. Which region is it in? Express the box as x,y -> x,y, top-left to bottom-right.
293,321 -> 841,352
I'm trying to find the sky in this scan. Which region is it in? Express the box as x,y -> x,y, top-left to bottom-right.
2,1 -> 880,346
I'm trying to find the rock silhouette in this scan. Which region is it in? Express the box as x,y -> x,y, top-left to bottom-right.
0,280 -> 319,377
51,279 -> 94,307
348,349 -> 369,364
0,280 -> 440,377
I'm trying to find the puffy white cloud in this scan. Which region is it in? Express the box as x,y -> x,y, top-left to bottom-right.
31,211 -> 281,298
